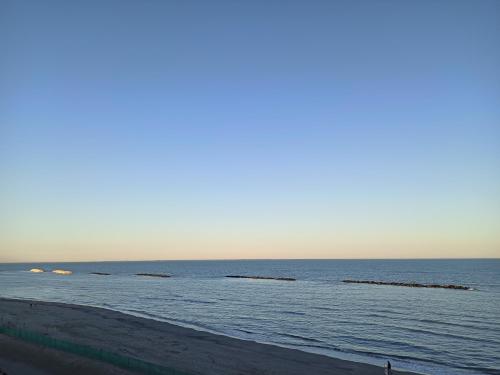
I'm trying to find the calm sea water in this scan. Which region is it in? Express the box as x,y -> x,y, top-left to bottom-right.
0,259 -> 499,374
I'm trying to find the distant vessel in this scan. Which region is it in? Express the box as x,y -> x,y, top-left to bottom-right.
29,268 -> 45,273
52,269 -> 72,275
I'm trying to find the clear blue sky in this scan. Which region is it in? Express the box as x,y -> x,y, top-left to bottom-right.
1,0 -> 499,261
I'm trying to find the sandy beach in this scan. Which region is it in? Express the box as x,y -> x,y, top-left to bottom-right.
0,298 -> 419,375
0,333 -> 136,375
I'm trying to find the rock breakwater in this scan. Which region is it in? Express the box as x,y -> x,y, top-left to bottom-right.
342,280 -> 472,290
226,275 -> 296,281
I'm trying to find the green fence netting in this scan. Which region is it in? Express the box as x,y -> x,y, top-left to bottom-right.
0,325 -> 191,375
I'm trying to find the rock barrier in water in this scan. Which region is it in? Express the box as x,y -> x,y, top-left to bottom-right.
226,275 -> 296,281
29,268 -> 45,273
52,269 -> 72,275
136,273 -> 171,278
342,280 -> 472,290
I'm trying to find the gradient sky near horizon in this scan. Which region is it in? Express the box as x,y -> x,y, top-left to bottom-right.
1,0 -> 499,262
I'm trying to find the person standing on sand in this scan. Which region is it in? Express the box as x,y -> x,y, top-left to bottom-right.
385,360 -> 392,375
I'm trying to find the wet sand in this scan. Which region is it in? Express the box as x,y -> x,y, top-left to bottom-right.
0,298 -> 419,375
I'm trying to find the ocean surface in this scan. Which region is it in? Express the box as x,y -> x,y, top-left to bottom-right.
0,259 -> 499,375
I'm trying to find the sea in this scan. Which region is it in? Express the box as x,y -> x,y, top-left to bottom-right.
0,259 -> 499,375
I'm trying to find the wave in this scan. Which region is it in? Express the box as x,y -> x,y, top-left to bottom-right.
326,316 -> 500,347
122,308 -> 218,333
412,317 -> 500,333
234,328 -> 256,335
343,349 -> 500,375
311,306 -> 337,312
274,310 -> 306,316
277,332 -> 324,343
181,298 -> 216,305
387,324 -> 500,346
359,311 -> 500,335
284,342 -> 331,351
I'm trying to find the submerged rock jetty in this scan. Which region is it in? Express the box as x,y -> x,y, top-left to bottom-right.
90,272 -> 111,275
136,273 -> 171,278
226,275 -> 296,281
342,280 -> 472,290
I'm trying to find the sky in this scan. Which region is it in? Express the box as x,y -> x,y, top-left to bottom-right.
1,0 -> 499,262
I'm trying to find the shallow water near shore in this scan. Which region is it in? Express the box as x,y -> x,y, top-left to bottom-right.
1,259 -> 499,375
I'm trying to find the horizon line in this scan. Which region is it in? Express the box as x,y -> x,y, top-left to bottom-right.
1,257 -> 499,264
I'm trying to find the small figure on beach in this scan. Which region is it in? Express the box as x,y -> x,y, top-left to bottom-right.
384,360 -> 392,375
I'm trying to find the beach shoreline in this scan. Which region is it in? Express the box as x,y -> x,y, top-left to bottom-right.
0,297 -> 421,375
